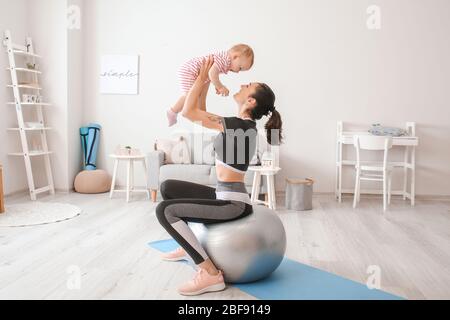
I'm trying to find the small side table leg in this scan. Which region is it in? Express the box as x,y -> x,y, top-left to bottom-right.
110,159 -> 119,199
250,172 -> 257,203
411,146 -> 416,206
126,160 -> 131,203
130,160 -> 135,191
142,159 -> 150,200
0,166 -> 5,214
335,139 -> 340,200
266,175 -> 273,209
255,173 -> 262,204
402,146 -> 408,201
250,172 -> 259,203
270,175 -> 277,210
338,141 -> 343,203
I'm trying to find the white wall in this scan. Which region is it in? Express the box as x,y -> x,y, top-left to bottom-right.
2,0 -> 450,196
0,0 -> 85,195
27,0 -> 70,192
67,0 -> 84,189
0,0 -> 30,195
82,0 -> 450,195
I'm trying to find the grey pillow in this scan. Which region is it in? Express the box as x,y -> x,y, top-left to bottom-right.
369,124 -> 408,137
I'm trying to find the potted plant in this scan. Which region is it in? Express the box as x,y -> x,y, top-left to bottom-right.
26,63 -> 37,70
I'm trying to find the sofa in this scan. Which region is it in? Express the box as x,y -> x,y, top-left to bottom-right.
147,131 -> 267,202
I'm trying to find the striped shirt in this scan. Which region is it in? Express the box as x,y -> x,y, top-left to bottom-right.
178,50 -> 231,93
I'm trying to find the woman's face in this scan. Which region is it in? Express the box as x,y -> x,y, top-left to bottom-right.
233,83 -> 259,106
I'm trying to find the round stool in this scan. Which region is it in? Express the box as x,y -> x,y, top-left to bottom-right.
74,170 -> 112,194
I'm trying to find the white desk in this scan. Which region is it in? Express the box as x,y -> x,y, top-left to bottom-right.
335,122 -> 419,206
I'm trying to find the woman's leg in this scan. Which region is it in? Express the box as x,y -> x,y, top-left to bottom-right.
160,179 -> 216,200
156,199 -> 251,264
170,95 -> 186,114
156,198 -> 252,294
159,180 -> 217,262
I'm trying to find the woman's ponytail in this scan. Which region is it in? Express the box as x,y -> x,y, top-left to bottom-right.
250,83 -> 284,145
265,108 -> 283,145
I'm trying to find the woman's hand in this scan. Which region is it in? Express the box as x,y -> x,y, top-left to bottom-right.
197,56 -> 215,84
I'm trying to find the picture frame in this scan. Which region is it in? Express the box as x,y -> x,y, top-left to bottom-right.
100,55 -> 140,95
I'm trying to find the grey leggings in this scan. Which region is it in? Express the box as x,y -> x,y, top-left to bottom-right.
156,180 -> 253,264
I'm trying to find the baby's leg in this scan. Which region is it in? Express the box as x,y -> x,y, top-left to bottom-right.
167,95 -> 186,126
171,95 -> 187,114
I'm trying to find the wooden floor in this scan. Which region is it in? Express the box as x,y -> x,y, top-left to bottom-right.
0,192 -> 449,300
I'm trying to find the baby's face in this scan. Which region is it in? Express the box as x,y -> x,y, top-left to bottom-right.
230,55 -> 253,73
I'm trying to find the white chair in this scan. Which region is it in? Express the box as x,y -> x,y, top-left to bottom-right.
353,135 -> 393,212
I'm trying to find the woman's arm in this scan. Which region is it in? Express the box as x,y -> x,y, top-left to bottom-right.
182,57 -> 224,132
208,64 -> 225,90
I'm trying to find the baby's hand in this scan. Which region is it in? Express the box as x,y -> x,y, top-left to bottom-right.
216,86 -> 230,97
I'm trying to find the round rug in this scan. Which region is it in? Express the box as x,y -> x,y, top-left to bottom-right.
0,202 -> 82,227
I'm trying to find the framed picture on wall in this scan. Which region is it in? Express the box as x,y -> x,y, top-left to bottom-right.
100,55 -> 140,95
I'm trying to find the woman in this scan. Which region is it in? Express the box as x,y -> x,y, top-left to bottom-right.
156,57 -> 283,296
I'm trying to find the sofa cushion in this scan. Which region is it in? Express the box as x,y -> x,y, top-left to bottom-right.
160,164 -> 212,186
155,137 -> 191,164
201,132 -> 216,165
188,132 -> 216,165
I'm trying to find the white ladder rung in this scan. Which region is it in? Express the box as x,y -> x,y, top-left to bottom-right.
7,127 -> 52,131
7,84 -> 42,90
10,43 -> 27,52
11,50 -> 42,59
6,67 -> 42,74
361,173 -> 384,177
34,186 -> 52,195
7,102 -> 52,106
360,177 -> 383,181
8,151 -> 53,157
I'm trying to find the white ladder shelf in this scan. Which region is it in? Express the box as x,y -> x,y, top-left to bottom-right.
3,30 -> 55,200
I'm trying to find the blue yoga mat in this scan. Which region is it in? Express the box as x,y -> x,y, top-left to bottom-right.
149,239 -> 403,300
80,123 -> 101,171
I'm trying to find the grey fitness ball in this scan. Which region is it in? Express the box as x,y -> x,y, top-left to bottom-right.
189,205 -> 286,283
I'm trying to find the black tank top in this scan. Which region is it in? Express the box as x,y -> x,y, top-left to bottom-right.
214,117 -> 257,173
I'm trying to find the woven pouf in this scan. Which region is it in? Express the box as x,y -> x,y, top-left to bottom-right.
74,170 -> 111,194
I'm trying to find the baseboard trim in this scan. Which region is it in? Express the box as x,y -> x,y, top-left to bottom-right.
6,188 -> 73,199
6,189 -> 450,202
275,191 -> 450,202
4,189 -> 29,198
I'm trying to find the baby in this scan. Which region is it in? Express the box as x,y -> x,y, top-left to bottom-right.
167,44 -> 255,126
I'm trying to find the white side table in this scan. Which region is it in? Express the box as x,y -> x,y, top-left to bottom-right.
249,166 -> 281,210
109,154 -> 150,202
